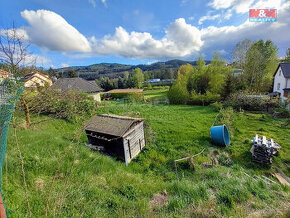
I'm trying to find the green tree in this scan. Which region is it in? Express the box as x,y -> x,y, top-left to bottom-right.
232,39 -> 252,69
117,77 -> 124,89
244,40 -> 278,92
100,77 -> 114,91
47,67 -> 56,77
68,70 -> 77,78
132,68 -> 144,88
207,52 -> 230,94
284,48 -> 290,62
168,81 -> 190,104
144,71 -> 150,81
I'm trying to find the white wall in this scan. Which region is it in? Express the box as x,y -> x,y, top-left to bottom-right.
273,67 -> 287,101
287,78 -> 290,88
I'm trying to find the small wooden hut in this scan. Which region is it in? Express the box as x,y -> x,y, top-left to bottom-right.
85,114 -> 145,165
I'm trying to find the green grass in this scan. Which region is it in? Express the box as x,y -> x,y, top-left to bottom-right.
143,88 -> 168,102
2,100 -> 290,217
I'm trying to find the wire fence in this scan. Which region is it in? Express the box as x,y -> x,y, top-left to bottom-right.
0,82 -> 23,215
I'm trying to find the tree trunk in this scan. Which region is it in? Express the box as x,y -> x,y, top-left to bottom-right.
21,98 -> 31,127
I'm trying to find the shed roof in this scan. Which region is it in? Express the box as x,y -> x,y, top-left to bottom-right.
85,114 -> 144,137
51,78 -> 103,93
274,63 -> 290,78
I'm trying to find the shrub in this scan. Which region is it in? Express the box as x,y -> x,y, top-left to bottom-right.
210,102 -> 223,112
167,82 -> 189,104
107,91 -> 144,100
215,107 -> 235,135
189,91 -> 220,106
19,89 -> 96,121
128,92 -> 145,103
273,107 -> 290,118
224,91 -> 280,112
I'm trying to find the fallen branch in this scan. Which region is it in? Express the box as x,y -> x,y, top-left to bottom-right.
174,148 -> 205,180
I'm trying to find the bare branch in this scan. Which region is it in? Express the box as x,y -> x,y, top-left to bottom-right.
0,23 -> 31,76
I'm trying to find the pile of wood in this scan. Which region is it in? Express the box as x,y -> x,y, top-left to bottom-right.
250,134 -> 281,165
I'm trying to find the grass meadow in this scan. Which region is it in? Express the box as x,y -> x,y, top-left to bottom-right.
2,93 -> 290,217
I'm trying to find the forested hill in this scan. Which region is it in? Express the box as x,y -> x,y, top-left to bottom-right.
55,59 -> 210,80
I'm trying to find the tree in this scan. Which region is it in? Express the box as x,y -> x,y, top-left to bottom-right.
168,81 -> 189,104
132,68 -> 144,88
232,39 -> 252,70
193,56 -> 208,94
284,48 -> 290,62
207,52 -> 230,94
47,67 -> 57,77
117,77 -> 124,89
0,25 -> 34,126
244,40 -> 278,92
144,71 -> 150,81
0,24 -> 32,77
99,77 -> 114,91
68,70 -> 77,78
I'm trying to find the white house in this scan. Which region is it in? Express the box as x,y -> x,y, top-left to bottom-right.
272,63 -> 290,102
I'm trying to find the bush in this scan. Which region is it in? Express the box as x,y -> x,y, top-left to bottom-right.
106,91 -> 144,100
224,91 -> 280,112
210,102 -> 223,112
273,107 -> 290,118
167,82 -> 189,104
128,92 -> 144,102
189,91 -> 220,106
19,89 -> 96,121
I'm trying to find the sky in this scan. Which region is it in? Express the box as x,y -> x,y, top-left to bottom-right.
0,0 -> 289,68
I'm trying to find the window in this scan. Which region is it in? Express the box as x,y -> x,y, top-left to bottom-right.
277,83 -> 280,90
279,70 -> 281,76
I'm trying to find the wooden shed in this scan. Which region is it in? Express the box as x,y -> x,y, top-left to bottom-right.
84,114 -> 145,165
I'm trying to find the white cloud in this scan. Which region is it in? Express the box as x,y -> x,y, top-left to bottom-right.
23,54 -> 52,67
0,28 -> 29,40
101,0 -> 107,7
208,0 -> 286,14
208,0 -> 236,10
188,16 -> 195,21
61,63 -> 69,68
89,18 -> 203,59
20,10 -> 91,52
5,2 -> 289,62
201,1 -> 290,57
198,14 -> 221,25
88,0 -> 96,8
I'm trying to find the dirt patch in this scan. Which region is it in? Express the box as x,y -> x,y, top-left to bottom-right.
150,190 -> 168,209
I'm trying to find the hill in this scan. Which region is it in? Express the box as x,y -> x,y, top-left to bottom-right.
55,59 -> 210,80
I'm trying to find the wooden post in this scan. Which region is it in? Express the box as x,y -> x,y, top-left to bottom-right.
139,139 -> 142,151
123,139 -> 128,166
128,139 -> 132,159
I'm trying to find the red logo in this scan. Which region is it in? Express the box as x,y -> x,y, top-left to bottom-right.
249,9 -> 277,22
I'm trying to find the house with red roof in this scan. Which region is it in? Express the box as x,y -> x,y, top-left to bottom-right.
0,69 -> 13,82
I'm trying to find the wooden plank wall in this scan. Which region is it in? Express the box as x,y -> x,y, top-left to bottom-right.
123,122 -> 145,165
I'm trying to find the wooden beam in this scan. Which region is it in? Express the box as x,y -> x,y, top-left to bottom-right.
128,139 -> 132,159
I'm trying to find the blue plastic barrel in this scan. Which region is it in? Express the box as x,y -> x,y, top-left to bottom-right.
210,125 -> 230,146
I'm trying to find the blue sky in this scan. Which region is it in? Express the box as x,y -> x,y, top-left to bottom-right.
1,0 -> 289,68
